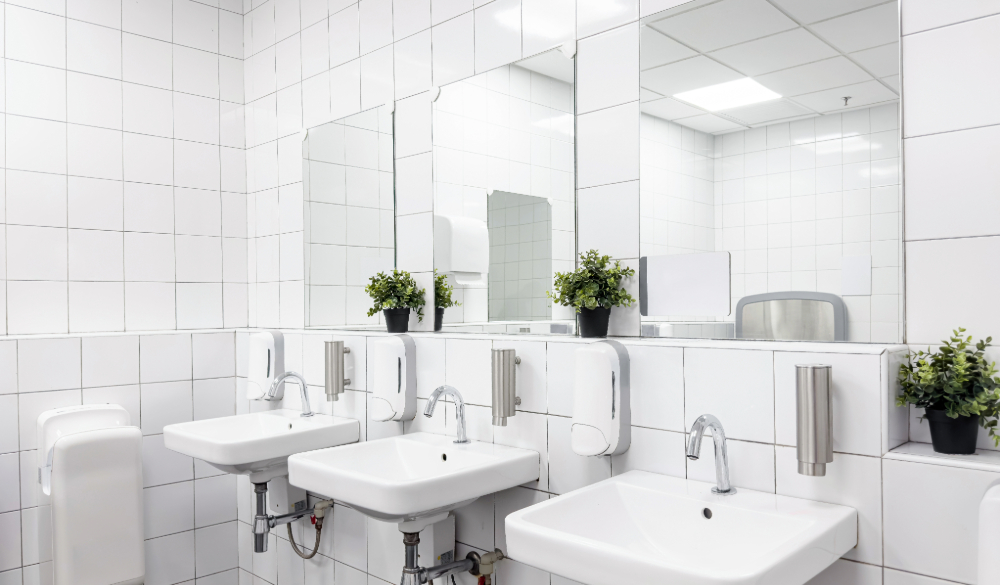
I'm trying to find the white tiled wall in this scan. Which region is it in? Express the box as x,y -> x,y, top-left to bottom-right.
2,0 -> 249,335
2,0 -> 999,585
0,330 -> 242,584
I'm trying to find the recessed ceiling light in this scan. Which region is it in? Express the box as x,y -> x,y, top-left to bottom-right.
674,78 -> 781,112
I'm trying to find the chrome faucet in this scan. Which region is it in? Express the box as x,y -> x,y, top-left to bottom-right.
425,385 -> 470,444
686,414 -> 735,494
265,371 -> 314,417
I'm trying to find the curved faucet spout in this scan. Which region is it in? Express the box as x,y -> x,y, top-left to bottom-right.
425,385 -> 470,444
686,414 -> 734,494
267,371 -> 314,417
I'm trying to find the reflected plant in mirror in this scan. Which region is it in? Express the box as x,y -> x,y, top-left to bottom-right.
637,0 -> 903,343
549,250 -> 636,338
365,270 -> 426,334
434,270 -> 460,332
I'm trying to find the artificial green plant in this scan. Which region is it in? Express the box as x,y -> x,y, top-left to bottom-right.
897,328 -> 1000,445
547,249 -> 636,313
434,270 -> 460,309
365,270 -> 426,321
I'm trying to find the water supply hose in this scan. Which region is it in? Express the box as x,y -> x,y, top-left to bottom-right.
287,499 -> 334,559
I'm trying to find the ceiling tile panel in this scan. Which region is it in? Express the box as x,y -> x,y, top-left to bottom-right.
641,97 -> 706,120
641,56 -> 744,96
674,113 -> 747,134
709,28 -> 840,76
641,28 -> 699,70
648,0 -> 797,52
769,0 -> 889,25
790,80 -> 898,113
810,3 -> 899,53
721,99 -> 814,125
850,42 -> 899,78
756,56 -> 873,96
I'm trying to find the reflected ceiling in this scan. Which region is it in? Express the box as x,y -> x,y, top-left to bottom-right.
641,0 -> 899,134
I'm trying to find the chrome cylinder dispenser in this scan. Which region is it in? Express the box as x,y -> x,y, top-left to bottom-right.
491,349 -> 520,426
796,364 -> 833,476
325,341 -> 351,401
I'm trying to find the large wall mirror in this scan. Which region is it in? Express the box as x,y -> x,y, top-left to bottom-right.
638,0 -> 903,343
303,105 -> 395,328
432,48 -> 577,335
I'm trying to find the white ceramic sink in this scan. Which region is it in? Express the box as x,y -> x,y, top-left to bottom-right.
164,409 -> 360,483
506,471 -> 857,585
288,432 -> 539,528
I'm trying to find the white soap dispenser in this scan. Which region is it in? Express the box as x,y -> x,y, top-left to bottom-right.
571,340 -> 631,456
371,334 -> 417,422
248,331 -> 283,400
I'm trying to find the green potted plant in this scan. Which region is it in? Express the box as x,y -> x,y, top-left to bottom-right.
548,249 -> 636,338
434,270 -> 460,332
897,328 -> 1000,454
365,270 -> 426,333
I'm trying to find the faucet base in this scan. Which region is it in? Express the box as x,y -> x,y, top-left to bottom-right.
711,486 -> 737,496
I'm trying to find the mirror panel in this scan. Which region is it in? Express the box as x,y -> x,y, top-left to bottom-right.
638,0 -> 902,343
433,48 -> 577,334
303,105 -> 395,328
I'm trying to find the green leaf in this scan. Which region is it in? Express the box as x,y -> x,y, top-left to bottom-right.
365,270 -> 427,321
547,250 -> 637,313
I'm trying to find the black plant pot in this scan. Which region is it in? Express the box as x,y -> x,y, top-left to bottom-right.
578,307 -> 612,338
926,408 -> 979,454
434,307 -> 445,332
383,308 -> 411,333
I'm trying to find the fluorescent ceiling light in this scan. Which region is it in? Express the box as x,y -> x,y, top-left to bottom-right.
674,78 -> 781,111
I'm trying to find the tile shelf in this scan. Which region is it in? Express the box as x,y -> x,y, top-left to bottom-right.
886,441 -> 1000,474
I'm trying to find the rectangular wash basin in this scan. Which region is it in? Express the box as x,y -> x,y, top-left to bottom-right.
164,409 -> 360,482
288,432 -> 539,525
506,471 -> 857,585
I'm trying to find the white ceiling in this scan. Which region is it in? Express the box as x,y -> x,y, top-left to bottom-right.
640,0 -> 899,134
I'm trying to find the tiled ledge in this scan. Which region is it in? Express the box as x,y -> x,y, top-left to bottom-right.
886,441 -> 1000,473
299,328 -> 907,355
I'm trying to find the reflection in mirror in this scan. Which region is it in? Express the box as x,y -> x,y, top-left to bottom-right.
303,106 -> 395,327
432,48 -> 576,334
638,0 -> 902,343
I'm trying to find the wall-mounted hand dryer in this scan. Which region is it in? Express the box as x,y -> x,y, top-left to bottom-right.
572,340 -> 630,457
371,334 -> 417,422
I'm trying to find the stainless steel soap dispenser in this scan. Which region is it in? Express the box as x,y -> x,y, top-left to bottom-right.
796,364 -> 833,476
492,348 -> 521,426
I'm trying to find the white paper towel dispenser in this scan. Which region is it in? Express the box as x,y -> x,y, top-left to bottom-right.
434,215 -> 489,283
371,334 -> 417,422
571,340 -> 631,457
248,330 -> 284,400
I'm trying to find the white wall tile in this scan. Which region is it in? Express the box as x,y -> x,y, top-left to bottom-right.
548,415 -> 611,494
577,23 -> 638,114
905,237 -> 1000,345
685,348 -> 775,443
578,181 -> 639,259
577,0 -> 637,38
522,0 -> 574,56
18,338 -> 82,392
610,426 -> 686,478
688,439 -> 775,493
146,530 -> 196,585
578,102 -> 639,189
776,446 -> 882,565
902,15 -> 1000,137
806,559 -> 882,585
145,481 -> 196,539
432,11 -> 474,86
884,458 -> 1000,583
141,334 -> 193,383
474,0 -> 521,73
904,126 -> 1000,240
902,0 -> 1000,34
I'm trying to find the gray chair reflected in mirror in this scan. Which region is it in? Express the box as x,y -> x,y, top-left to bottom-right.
735,292 -> 847,342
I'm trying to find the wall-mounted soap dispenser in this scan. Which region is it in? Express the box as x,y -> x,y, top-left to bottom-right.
325,340 -> 352,402
796,364 -> 833,476
492,349 -> 521,426
248,331 -> 283,400
371,334 -> 416,421
572,340 -> 630,456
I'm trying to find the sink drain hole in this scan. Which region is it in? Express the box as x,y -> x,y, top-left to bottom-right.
702,508 -> 712,519
441,454 -> 447,461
